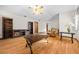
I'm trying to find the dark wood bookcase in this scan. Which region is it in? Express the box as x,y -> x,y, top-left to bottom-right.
2,17 -> 13,39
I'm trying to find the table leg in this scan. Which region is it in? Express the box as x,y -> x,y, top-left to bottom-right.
29,45 -> 33,54
47,39 -> 48,43
60,33 -> 62,40
71,34 -> 73,43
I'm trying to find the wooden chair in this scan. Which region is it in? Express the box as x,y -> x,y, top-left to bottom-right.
49,28 -> 59,37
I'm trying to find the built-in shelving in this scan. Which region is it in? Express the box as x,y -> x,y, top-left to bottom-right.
2,17 -> 13,39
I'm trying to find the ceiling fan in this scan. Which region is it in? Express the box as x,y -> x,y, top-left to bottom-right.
28,5 -> 44,15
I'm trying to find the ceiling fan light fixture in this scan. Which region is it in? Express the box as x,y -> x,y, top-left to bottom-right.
33,5 -> 44,15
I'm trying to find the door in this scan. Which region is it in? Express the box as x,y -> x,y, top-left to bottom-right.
28,22 -> 33,34
34,22 -> 38,33
46,23 -> 48,33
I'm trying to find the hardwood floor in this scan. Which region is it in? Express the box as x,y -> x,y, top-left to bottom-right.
0,36 -> 79,54
0,37 -> 30,54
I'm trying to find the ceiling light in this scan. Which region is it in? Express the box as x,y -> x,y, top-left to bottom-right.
29,5 -> 44,15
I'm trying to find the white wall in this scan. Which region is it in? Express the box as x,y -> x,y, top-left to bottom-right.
39,20 -> 47,32
59,11 -> 76,37
0,10 -> 39,38
59,11 -> 75,32
48,14 -> 59,30
39,14 -> 59,32
0,16 -> 2,38
0,10 -> 39,30
75,7 -> 79,34
0,10 -> 27,29
59,10 -> 79,41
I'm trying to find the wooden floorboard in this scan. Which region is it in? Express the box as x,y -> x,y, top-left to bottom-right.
0,36 -> 79,54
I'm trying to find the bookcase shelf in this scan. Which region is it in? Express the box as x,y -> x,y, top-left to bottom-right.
2,17 -> 13,39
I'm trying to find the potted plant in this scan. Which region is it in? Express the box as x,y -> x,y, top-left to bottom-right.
66,24 -> 71,33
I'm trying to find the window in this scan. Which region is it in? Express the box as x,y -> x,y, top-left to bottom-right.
75,15 -> 78,30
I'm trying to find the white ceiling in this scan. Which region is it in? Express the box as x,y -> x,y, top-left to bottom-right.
0,5 -> 78,20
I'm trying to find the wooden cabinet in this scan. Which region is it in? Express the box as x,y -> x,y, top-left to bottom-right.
2,17 -> 13,39
13,30 -> 26,37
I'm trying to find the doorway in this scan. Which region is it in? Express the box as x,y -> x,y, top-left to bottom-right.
46,23 -> 48,33
34,21 -> 38,33
28,22 -> 33,34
